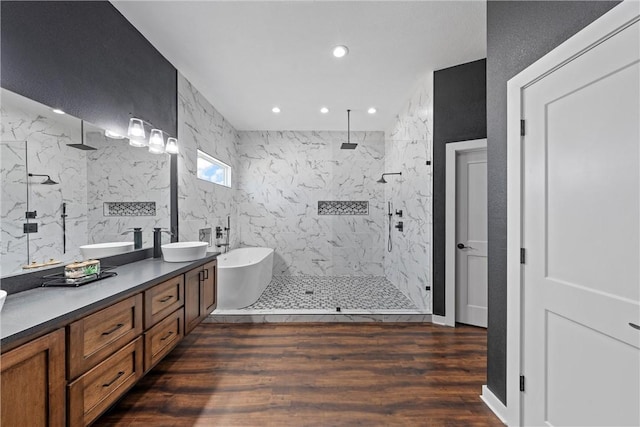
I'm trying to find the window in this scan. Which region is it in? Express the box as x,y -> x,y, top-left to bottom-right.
197,150 -> 231,187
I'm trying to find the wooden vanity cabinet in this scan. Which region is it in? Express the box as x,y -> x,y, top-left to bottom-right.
1,258 -> 216,426
0,328 -> 66,427
67,337 -> 144,427
185,260 -> 217,334
67,294 -> 143,381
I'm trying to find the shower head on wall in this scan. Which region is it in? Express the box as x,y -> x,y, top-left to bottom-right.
67,120 -> 97,150
28,173 -> 58,185
340,109 -> 358,150
377,172 -> 402,184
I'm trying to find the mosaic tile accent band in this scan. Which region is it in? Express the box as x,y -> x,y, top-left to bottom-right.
317,201 -> 369,215
103,201 -> 156,217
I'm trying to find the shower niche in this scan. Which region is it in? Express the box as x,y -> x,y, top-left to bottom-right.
0,88 -> 171,276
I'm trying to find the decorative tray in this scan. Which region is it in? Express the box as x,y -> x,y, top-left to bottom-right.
41,266 -> 118,288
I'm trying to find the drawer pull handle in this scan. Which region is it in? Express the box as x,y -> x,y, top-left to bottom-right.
159,295 -> 174,303
102,371 -> 125,388
160,331 -> 174,341
101,323 -> 124,336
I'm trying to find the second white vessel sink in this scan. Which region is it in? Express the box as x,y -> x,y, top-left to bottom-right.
80,242 -> 135,259
162,241 -> 208,262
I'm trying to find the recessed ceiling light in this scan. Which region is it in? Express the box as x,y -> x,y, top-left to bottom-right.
320,107 -> 329,114
332,45 -> 349,58
52,108 -> 65,115
272,107 -> 281,113
368,107 -> 377,114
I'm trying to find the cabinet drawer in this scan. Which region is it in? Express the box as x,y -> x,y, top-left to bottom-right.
68,337 -> 143,427
144,275 -> 184,328
144,307 -> 184,372
68,294 -> 143,380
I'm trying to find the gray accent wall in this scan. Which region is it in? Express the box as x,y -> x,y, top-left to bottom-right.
0,1 -> 177,138
433,59 -> 487,316
486,0 -> 621,405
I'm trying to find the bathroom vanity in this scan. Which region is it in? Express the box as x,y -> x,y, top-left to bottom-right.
0,254 -> 217,426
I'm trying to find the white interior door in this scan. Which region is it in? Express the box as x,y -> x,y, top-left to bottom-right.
522,17 -> 640,426
455,148 -> 488,328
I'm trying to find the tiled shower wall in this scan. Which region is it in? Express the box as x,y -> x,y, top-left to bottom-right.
86,131 -> 170,247
384,72 -> 434,312
0,97 -> 87,275
177,73 -> 239,248
236,131 -> 385,276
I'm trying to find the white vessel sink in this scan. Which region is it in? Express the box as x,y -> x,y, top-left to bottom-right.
0,290 -> 6,312
162,241 -> 208,263
80,242 -> 135,259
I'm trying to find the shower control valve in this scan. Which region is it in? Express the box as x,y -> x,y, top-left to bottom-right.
395,209 -> 403,218
395,221 -> 404,233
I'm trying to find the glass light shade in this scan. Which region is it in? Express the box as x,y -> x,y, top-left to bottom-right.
127,118 -> 145,139
129,138 -> 147,148
165,137 -> 179,154
148,129 -> 165,154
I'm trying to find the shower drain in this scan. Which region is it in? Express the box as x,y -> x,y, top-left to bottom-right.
304,290 -> 314,295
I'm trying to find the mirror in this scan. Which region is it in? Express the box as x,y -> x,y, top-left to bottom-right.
1,88 -> 171,276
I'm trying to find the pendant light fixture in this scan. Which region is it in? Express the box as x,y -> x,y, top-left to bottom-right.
340,109 -> 357,150
126,116 -> 179,154
127,118 -> 147,147
148,129 -> 165,154
165,137 -> 179,154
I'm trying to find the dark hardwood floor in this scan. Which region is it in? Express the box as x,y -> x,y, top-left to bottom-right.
96,323 -> 502,426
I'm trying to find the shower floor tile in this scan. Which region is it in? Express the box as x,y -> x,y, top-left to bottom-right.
245,276 -> 418,311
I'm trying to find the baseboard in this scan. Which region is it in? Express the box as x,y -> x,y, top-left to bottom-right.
431,314 -> 454,326
480,385 -> 508,425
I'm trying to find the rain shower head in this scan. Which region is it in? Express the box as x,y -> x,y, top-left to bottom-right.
340,109 -> 358,150
377,172 -> 402,184
67,143 -> 96,151
67,120 -> 97,150
28,173 -> 58,185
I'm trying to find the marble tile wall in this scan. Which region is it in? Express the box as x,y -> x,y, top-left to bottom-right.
384,72 -> 434,312
1,100 -> 87,275
177,74 -> 239,249
86,131 -> 170,247
236,131 -> 385,276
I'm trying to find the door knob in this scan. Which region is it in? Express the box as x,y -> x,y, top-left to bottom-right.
457,243 -> 469,249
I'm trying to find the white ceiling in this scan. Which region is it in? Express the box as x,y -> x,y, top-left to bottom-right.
112,1 -> 486,132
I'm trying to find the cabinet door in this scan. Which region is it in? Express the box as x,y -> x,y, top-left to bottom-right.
201,261 -> 217,316
184,267 -> 203,334
0,328 -> 66,427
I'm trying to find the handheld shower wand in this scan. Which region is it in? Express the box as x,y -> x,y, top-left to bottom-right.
387,202 -> 393,252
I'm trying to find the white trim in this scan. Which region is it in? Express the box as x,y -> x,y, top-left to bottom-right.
505,2 -> 639,425
444,138 -> 487,328
481,385 -> 508,425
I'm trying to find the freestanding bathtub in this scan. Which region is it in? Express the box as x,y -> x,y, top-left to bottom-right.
216,247 -> 274,309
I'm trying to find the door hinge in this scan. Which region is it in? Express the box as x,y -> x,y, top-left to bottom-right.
520,248 -> 526,264
520,119 -> 526,136
520,375 -> 525,392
